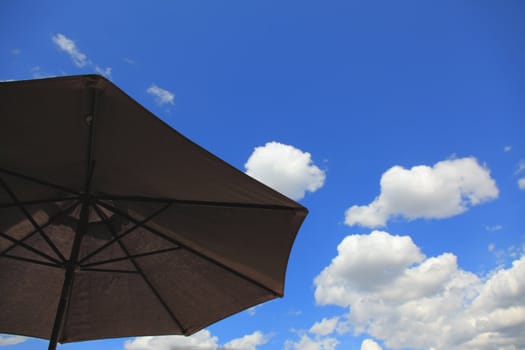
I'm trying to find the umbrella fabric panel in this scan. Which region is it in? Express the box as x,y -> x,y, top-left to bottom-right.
0,77 -> 92,196
123,248 -> 274,336
90,77 -> 303,208
60,271 -> 179,343
0,259 -> 63,340
147,203 -> 306,296
60,249 -> 274,342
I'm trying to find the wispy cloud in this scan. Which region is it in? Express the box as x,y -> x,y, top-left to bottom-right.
51,33 -> 111,77
0,335 -> 27,346
516,160 -> 525,175
95,66 -> 112,77
484,224 -> 503,232
52,33 -> 88,67
504,145 -> 512,152
147,84 -> 175,105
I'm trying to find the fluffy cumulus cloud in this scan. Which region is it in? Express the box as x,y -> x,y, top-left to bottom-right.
124,330 -> 268,350
314,231 -> 525,349
0,335 -> 27,346
345,157 -> 499,227
147,84 -> 175,106
244,142 -> 326,200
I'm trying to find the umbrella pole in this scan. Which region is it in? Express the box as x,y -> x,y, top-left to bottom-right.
48,196 -> 91,350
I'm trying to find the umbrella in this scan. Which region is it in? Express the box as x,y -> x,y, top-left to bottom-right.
0,75 -> 307,350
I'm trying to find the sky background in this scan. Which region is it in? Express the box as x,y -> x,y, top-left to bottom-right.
1,1 -> 525,349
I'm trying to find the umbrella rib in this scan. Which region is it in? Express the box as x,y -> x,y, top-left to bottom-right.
0,231 -> 63,265
96,200 -> 282,297
0,200 -> 81,258
0,177 -> 67,262
91,203 -> 188,333
78,267 -> 140,274
95,194 -> 307,213
0,167 -> 80,195
77,202 -> 173,265
80,247 -> 181,268
1,253 -> 62,268
0,196 -> 79,208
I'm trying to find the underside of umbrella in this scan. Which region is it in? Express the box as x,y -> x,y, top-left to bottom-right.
0,75 -> 307,349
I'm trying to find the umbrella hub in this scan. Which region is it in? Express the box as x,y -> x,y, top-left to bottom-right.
54,199 -> 119,241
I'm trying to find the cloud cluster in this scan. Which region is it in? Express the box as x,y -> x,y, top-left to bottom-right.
284,317 -> 340,350
284,334 -> 339,350
146,84 -> 175,106
314,231 -> 525,349
284,317 -> 384,350
245,142 -> 326,200
52,33 -> 112,77
124,330 -> 268,350
345,157 -> 499,227
222,331 -> 268,350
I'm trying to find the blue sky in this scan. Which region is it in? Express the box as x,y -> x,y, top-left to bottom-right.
1,1 -> 524,349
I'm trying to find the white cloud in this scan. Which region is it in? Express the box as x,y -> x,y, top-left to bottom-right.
309,317 -> 339,336
244,142 -> 326,200
361,339 -> 383,350
314,231 -> 525,349
285,317 -> 340,350
516,161 -> 525,174
345,157 -> 499,227
95,65 -> 112,78
52,33 -> 88,67
124,330 -> 218,350
147,84 -> 175,106
504,146 -> 512,152
484,225 -> 503,232
284,334 -> 339,350
222,331 -> 269,350
0,335 -> 27,346
518,178 -> 525,190
124,330 -> 269,350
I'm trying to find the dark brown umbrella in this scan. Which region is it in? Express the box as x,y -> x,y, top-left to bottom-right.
0,75 -> 307,350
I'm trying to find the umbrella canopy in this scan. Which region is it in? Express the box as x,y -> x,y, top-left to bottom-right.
0,75 -> 307,349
